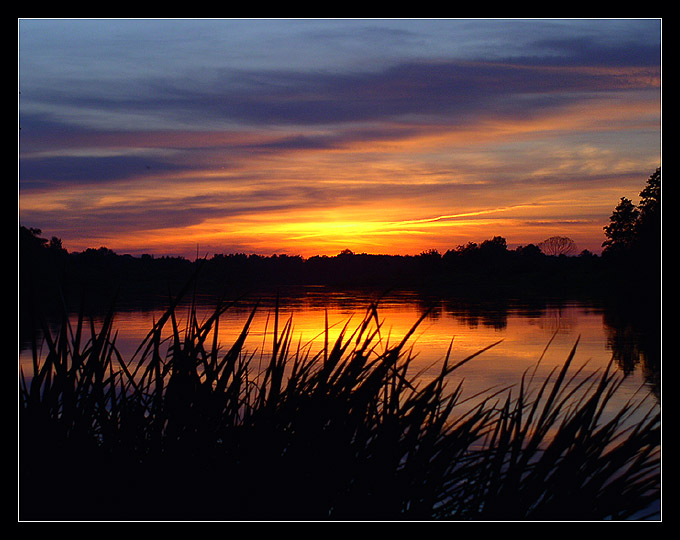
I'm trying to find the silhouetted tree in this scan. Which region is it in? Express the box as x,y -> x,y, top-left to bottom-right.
635,167 -> 661,256
479,236 -> 507,254
515,244 -> 543,258
419,248 -> 441,258
457,241 -> 478,253
602,197 -> 639,255
538,236 -> 577,256
602,168 -> 661,258
20,226 -> 48,252
48,236 -> 63,251
20,225 -> 67,260
20,225 -> 69,330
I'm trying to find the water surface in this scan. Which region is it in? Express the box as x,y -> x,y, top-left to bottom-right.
23,286 -> 657,414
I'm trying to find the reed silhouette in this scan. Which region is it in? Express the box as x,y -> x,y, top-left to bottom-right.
19,267 -> 660,521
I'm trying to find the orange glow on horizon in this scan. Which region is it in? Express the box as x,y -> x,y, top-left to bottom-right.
65,197 -> 610,259
19,80 -> 659,260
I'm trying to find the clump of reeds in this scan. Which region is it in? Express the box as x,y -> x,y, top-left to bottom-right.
19,280 -> 660,521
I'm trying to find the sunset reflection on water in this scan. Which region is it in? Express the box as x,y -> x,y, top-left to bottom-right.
22,288 -> 656,416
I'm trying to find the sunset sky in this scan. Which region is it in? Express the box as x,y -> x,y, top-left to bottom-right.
18,18 -> 661,259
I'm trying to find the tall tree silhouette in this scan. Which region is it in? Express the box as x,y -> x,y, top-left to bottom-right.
602,167 -> 661,258
636,167 -> 661,256
602,197 -> 640,255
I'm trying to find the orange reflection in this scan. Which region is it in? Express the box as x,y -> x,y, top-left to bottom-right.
20,293 -> 655,421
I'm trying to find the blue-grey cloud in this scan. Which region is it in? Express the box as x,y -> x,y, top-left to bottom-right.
528,36 -> 660,67
21,57 -> 658,139
19,20 -> 660,135
19,155 -> 186,187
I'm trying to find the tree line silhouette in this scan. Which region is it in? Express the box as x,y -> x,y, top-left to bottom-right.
20,168 -> 660,310
18,227 -> 602,306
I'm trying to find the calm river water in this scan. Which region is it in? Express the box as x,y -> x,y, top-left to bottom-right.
21,286 -> 659,414
18,285 -> 661,519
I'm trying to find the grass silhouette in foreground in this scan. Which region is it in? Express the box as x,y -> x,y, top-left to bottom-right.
19,275 -> 660,521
